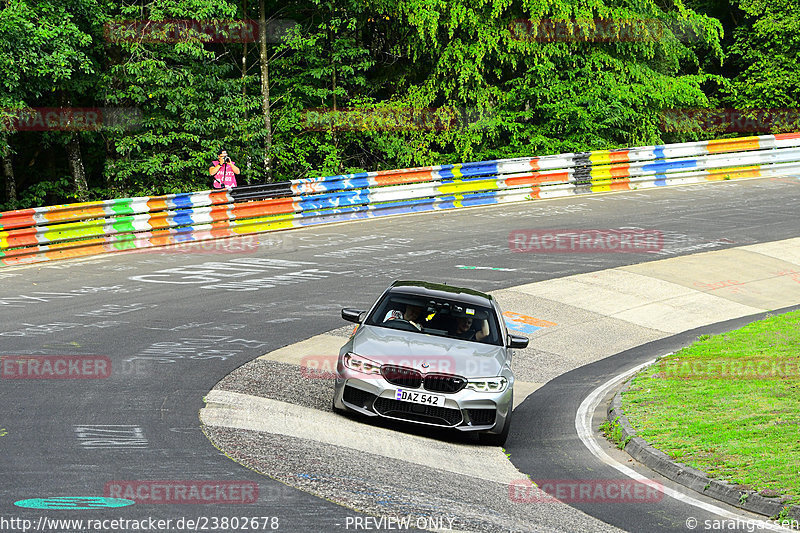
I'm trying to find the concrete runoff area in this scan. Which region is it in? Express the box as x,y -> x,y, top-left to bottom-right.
201,236 -> 800,531
203,390 -> 522,485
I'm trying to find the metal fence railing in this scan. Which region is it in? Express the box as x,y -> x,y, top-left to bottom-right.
2,133 -> 799,266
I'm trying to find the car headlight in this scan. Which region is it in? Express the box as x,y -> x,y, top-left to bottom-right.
343,352 -> 382,375
465,377 -> 508,393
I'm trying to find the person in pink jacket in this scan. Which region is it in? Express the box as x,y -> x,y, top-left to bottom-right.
209,149 -> 240,189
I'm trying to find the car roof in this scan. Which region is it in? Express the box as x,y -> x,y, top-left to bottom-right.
389,280 -> 494,306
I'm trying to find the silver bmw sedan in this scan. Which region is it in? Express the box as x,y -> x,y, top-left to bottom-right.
332,280 -> 529,446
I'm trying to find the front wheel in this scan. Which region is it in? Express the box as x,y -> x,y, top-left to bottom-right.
331,393 -> 346,414
478,401 -> 512,446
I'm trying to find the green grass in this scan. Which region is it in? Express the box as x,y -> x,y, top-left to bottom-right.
622,311 -> 800,506
600,417 -> 631,450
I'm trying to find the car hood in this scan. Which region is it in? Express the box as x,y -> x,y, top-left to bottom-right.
350,325 -> 508,377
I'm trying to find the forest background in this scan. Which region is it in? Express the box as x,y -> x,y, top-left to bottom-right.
0,0 -> 798,209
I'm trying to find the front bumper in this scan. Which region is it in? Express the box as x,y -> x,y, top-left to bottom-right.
333,370 -> 513,433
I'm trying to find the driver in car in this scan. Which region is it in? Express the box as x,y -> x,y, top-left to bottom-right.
451,316 -> 490,342
383,303 -> 425,331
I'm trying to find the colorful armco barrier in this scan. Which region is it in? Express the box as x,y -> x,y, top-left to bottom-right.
2,133 -> 800,266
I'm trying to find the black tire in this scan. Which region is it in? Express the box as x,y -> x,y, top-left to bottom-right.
478,400 -> 512,446
331,393 -> 346,414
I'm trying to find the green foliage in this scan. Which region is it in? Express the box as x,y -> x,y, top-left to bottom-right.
600,416 -> 632,450
15,176 -> 72,208
0,0 -> 97,102
270,0 -> 378,178
0,0 -> 102,205
725,0 -> 800,111
100,0 -> 247,196
0,0 -> 784,210
379,0 -> 723,157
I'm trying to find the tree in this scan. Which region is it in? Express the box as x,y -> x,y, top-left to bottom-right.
726,0 -> 800,112
0,0 -> 99,205
267,0 -> 376,179
370,0 -> 724,159
100,0 -> 254,196
0,0 -> 776,210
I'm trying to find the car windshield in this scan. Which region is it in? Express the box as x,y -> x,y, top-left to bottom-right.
365,291 -> 503,346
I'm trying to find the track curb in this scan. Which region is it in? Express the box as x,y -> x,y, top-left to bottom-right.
607,375 -> 800,521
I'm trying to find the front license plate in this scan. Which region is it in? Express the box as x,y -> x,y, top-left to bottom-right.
394,389 -> 445,407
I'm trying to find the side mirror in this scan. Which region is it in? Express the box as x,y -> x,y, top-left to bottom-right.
341,308 -> 365,323
508,334 -> 529,349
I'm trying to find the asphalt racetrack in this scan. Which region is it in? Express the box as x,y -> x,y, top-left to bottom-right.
1,177 -> 799,532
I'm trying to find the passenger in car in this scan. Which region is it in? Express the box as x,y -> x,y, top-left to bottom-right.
450,316 -> 490,342
383,303 -> 425,330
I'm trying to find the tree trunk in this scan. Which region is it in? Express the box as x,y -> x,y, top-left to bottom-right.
104,137 -> 122,197
243,0 -> 252,181
259,0 -> 273,182
332,54 -> 340,169
242,0 -> 248,115
329,25 -> 340,169
66,134 -> 89,202
1,143 -> 16,204
60,93 -> 89,201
